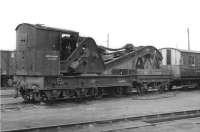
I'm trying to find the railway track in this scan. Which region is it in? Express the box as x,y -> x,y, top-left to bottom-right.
3,109 -> 200,132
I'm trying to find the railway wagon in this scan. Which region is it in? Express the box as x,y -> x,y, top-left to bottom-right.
160,48 -> 200,89
0,50 -> 15,87
14,23 -> 171,102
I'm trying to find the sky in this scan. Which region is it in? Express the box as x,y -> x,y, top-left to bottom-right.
0,0 -> 200,51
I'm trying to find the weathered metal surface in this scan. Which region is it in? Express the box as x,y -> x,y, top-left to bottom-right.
104,46 -> 162,72
15,23 -> 79,76
15,50 -> 59,75
45,75 -> 133,89
16,23 -> 78,34
16,23 -> 79,51
15,23 -> 163,77
60,37 -> 105,74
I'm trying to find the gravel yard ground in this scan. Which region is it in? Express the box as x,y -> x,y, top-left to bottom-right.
1,90 -> 200,131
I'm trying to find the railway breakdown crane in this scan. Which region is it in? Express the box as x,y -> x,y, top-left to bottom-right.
14,23 -> 171,102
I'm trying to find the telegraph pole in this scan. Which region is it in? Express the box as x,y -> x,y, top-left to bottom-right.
107,33 -> 109,48
187,28 -> 190,50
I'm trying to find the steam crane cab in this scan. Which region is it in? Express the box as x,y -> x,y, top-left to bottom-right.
15,23 -> 104,76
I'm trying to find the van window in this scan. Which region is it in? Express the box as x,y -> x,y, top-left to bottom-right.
166,49 -> 171,65
189,55 -> 195,66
